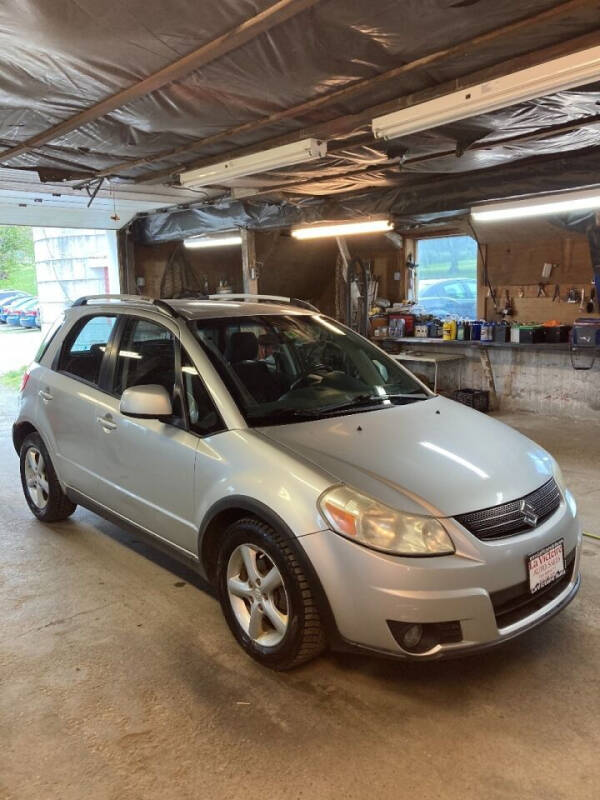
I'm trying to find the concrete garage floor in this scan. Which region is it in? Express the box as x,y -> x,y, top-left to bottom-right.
0,326 -> 42,374
1,385 -> 599,800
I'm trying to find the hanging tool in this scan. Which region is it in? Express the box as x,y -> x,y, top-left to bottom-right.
579,287 -> 586,311
501,288 -> 513,317
345,256 -> 371,336
552,284 -> 561,302
586,287 -> 596,313
567,287 -> 580,303
518,286 -> 525,298
541,262 -> 554,279
537,283 -> 547,297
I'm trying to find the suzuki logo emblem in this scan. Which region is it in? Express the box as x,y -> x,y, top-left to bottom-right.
520,500 -> 538,527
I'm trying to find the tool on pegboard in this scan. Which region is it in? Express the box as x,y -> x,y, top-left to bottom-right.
501,288 -> 513,316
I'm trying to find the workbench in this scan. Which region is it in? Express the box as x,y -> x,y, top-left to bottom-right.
371,336 -> 599,419
391,351 -> 465,393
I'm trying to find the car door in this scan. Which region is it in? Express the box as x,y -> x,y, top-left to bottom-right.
36,313 -> 118,495
89,314 -> 223,555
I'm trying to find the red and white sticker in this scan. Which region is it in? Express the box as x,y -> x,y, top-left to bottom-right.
528,539 -> 565,594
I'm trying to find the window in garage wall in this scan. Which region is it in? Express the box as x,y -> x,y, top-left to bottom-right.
416,236 -> 477,319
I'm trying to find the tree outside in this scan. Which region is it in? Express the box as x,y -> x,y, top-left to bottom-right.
0,226 -> 37,295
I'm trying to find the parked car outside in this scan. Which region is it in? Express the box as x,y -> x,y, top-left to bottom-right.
0,289 -> 27,306
418,278 -> 477,318
19,300 -> 41,329
0,294 -> 33,323
13,295 -> 581,669
6,297 -> 38,327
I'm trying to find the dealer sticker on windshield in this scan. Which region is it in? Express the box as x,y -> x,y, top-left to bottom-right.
527,539 -> 565,594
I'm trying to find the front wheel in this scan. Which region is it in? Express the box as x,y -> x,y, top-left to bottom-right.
217,518 -> 326,669
20,433 -> 77,522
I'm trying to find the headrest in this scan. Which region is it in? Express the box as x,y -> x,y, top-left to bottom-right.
229,331 -> 258,362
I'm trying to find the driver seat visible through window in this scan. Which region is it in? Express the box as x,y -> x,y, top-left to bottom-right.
228,331 -> 282,403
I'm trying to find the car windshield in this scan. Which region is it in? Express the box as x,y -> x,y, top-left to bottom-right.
191,314 -> 430,426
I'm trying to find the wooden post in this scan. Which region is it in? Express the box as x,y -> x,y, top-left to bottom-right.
477,242 -> 487,320
241,229 -> 258,294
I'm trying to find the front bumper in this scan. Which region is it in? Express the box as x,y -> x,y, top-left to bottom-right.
299,498 -> 582,659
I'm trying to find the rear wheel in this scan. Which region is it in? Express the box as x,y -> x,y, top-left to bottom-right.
217,517 -> 326,669
20,433 -> 76,522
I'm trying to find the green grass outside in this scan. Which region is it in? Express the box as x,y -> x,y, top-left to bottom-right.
0,226 -> 37,295
0,366 -> 26,391
418,259 -> 477,280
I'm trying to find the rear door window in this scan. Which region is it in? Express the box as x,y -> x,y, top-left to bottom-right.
59,315 -> 116,386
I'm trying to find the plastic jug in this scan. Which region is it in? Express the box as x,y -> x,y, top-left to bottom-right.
442,318 -> 457,340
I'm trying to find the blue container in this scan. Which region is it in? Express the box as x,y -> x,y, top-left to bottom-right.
470,322 -> 482,341
480,322 -> 494,342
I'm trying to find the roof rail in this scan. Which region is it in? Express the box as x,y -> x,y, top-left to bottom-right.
71,294 -> 177,318
207,293 -> 319,312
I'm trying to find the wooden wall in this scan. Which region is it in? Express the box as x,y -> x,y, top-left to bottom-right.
475,219 -> 596,324
133,232 -> 406,315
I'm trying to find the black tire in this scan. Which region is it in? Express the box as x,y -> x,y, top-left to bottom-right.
217,517 -> 326,670
20,432 -> 77,522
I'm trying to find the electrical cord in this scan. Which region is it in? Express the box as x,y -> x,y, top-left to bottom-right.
583,531 -> 600,541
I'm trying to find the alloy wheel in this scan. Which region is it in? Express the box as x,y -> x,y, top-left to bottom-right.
23,447 -> 49,509
226,543 -> 289,647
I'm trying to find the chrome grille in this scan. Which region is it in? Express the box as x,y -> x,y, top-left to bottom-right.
455,478 -> 561,540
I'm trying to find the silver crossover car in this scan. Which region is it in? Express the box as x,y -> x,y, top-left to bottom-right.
14,294 -> 581,669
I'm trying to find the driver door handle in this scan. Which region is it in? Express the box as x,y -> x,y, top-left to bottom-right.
97,414 -> 117,432
38,389 -> 53,402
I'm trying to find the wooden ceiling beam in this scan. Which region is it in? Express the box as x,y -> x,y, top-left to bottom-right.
134,26 -> 600,186
0,0 -> 322,165
204,113 -> 600,199
89,0 -> 598,182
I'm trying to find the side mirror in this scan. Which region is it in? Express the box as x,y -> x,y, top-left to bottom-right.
120,384 -> 173,419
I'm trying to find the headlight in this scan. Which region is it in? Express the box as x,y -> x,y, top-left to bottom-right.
318,485 -> 455,556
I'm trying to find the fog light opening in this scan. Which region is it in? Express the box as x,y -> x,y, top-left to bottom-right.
387,619 -> 463,654
402,624 -> 423,650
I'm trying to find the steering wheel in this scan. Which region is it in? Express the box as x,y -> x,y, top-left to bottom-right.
288,363 -> 335,391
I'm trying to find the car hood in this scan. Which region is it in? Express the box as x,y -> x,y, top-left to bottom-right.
258,396 -> 555,517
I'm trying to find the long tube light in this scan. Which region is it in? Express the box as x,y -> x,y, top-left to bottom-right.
372,45 -> 600,141
184,234 -> 242,248
471,187 -> 600,222
292,219 -> 393,240
180,138 -> 327,188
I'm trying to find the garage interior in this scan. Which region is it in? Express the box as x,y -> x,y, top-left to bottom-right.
1,1 -> 600,798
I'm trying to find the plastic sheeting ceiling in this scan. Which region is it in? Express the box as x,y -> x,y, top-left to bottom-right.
2,0 -> 600,240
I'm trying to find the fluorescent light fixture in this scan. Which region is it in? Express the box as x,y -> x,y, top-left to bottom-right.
184,235 -> 242,248
292,219 -> 393,240
372,45 -> 600,140
472,187 -> 600,222
180,138 -> 327,188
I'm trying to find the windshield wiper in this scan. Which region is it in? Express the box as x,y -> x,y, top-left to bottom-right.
250,395 -> 385,424
251,392 -> 429,426
307,394 -> 391,415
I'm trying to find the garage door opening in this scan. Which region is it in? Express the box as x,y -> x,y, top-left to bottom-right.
0,226 -> 120,390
